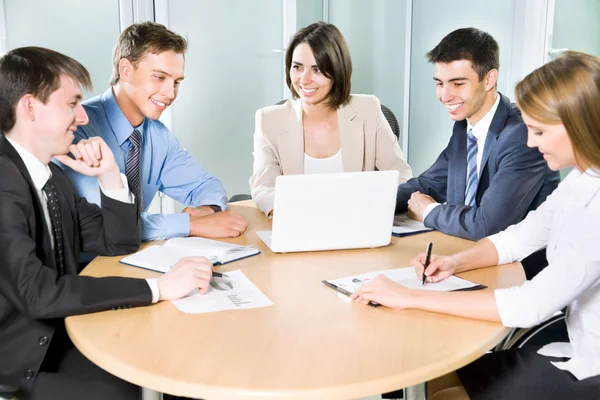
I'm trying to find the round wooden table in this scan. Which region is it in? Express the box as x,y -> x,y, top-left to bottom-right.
66,201 -> 525,399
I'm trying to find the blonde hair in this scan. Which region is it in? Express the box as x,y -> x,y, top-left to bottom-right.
515,51 -> 600,169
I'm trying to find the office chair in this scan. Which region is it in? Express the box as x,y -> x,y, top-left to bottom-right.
0,381 -> 20,400
501,312 -> 567,350
228,100 -> 402,203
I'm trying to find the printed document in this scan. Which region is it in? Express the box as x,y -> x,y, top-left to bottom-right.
171,270 -> 273,314
324,267 -> 484,296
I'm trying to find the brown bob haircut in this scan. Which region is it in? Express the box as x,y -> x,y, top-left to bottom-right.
285,22 -> 352,108
0,46 -> 92,133
110,21 -> 188,86
515,51 -> 600,171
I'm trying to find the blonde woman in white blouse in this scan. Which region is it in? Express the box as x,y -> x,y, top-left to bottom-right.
352,51 -> 600,400
250,22 -> 412,217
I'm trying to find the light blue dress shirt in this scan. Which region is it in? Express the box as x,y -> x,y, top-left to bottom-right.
60,88 -> 228,241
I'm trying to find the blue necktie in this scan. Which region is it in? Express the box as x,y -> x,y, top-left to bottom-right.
465,129 -> 479,207
125,129 -> 143,206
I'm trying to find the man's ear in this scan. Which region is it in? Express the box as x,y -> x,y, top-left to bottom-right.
485,69 -> 499,91
18,94 -> 37,122
119,58 -> 135,83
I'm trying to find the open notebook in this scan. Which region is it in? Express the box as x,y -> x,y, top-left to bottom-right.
392,213 -> 434,237
120,237 -> 260,273
323,267 -> 485,307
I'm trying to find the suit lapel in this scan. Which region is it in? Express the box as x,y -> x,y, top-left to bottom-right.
0,136 -> 55,269
338,102 -> 364,172
276,101 -> 305,175
479,94 -> 510,177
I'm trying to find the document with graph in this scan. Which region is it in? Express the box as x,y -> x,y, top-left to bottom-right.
170,270 -> 272,314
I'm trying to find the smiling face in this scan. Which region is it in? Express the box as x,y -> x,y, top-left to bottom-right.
117,50 -> 185,126
289,42 -> 333,107
33,75 -> 89,158
522,112 -> 576,171
434,60 -> 496,126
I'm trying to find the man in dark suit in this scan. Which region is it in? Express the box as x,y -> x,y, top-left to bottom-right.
0,47 -> 215,399
396,28 -> 560,244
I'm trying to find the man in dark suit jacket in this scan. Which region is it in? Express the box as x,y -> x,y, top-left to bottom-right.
0,47 -> 214,399
396,28 -> 560,244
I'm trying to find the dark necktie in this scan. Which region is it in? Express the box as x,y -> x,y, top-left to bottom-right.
465,129 -> 479,207
42,178 -> 66,276
125,129 -> 143,206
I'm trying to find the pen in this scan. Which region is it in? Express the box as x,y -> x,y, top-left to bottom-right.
422,242 -> 433,286
212,271 -> 229,278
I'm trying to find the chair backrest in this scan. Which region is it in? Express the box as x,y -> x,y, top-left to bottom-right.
274,99 -> 401,141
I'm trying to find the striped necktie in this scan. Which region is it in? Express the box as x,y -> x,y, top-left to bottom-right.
125,129 -> 143,206
464,128 -> 479,207
42,178 -> 66,276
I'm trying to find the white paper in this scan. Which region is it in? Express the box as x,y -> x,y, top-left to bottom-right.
326,267 -> 481,293
170,270 -> 273,314
392,213 -> 434,235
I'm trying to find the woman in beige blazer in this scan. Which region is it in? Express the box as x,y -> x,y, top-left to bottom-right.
250,22 -> 412,216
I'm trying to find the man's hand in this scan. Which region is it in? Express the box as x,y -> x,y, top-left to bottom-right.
157,256 -> 214,301
407,192 -> 435,221
350,275 -> 414,309
54,137 -> 122,190
183,206 -> 217,217
189,210 -> 248,238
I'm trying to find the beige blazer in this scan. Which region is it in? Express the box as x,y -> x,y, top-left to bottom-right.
249,94 -> 413,216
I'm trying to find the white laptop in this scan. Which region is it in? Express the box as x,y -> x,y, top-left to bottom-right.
256,170 -> 399,253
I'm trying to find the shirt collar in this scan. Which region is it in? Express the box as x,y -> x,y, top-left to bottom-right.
5,136 -> 51,191
467,93 -> 500,141
102,87 -> 145,146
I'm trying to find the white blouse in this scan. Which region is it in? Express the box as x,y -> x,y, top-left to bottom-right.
488,168 -> 600,380
303,149 -> 344,175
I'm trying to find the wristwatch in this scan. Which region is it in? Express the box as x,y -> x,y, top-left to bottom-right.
207,205 -> 222,213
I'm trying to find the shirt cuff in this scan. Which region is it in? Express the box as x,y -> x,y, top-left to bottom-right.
494,286 -> 529,328
99,173 -> 134,204
422,202 -> 441,221
146,278 -> 160,303
166,212 -> 192,238
487,231 -> 514,265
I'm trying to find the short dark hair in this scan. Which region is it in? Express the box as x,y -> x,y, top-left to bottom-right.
0,46 -> 92,133
427,27 -> 499,81
110,22 -> 188,86
285,22 -> 352,108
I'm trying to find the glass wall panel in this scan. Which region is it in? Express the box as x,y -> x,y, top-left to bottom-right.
165,0 -> 284,198
4,0 -> 121,99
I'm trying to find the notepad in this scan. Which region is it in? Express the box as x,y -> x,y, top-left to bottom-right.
323,267 -> 486,307
392,213 -> 434,237
120,237 -> 260,273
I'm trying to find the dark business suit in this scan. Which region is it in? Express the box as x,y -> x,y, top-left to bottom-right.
396,93 -> 560,241
0,135 -> 151,399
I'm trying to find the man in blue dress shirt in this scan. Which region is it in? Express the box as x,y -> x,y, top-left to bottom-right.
61,22 -> 247,241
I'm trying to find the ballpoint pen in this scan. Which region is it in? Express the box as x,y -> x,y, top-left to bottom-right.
422,242 -> 433,286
